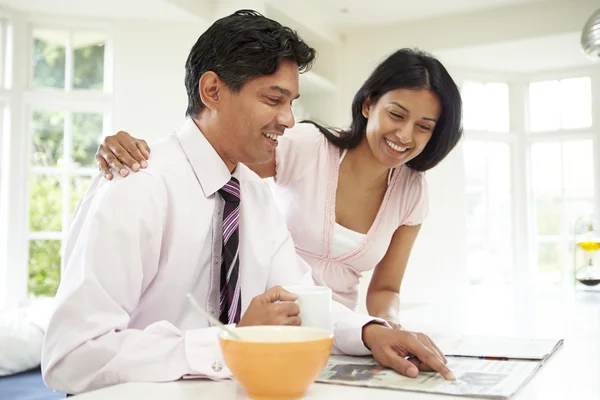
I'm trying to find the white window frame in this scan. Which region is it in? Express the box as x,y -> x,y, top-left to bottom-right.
524,68 -> 600,287
0,12 -> 114,309
460,67 -> 600,291
0,9 -> 19,311
457,70 -> 522,285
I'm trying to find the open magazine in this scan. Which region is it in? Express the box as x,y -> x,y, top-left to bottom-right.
316,336 -> 563,399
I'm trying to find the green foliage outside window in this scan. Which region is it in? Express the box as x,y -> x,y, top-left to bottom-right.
28,33 -> 105,297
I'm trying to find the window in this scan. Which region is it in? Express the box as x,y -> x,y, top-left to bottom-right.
26,27 -> 111,297
464,141 -> 513,284
0,15 -> 13,308
462,80 -> 514,284
462,81 -> 510,132
529,77 -> 592,132
31,29 -> 106,91
530,139 -> 595,284
463,73 -> 597,289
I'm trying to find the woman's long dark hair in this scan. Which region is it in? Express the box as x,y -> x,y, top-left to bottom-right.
305,48 -> 463,172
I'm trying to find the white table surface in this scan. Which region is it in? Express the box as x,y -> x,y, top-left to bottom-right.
72,286 -> 600,400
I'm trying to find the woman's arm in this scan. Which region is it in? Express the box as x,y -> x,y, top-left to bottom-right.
96,131 -> 276,179
366,224 -> 421,329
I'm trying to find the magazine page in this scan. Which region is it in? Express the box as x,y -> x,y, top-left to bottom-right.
316,355 -> 541,399
437,336 -> 564,361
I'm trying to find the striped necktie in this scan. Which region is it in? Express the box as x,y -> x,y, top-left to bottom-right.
218,177 -> 241,324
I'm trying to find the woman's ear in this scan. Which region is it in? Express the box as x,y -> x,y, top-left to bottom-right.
362,95 -> 372,119
198,71 -> 222,111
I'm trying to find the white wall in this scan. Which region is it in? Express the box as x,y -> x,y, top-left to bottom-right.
112,20 -> 208,142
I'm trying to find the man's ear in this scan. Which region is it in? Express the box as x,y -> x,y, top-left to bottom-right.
198,71 -> 223,111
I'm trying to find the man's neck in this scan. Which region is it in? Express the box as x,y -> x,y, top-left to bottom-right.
192,116 -> 237,173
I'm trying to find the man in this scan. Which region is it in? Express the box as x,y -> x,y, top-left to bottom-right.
42,10 -> 453,395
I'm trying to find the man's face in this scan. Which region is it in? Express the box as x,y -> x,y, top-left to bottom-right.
219,59 -> 300,165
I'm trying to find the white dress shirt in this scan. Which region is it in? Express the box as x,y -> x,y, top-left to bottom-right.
41,119 -> 378,394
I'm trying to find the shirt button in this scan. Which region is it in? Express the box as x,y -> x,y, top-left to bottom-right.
211,360 -> 223,372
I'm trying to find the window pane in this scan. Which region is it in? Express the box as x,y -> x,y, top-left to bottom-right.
70,175 -> 92,215
465,140 -> 513,285
486,142 -> 511,193
537,242 -> 564,284
531,142 -> 561,197
484,83 -> 509,132
31,111 -> 64,168
28,239 -> 61,297
560,77 -> 592,129
464,140 -> 487,188
562,140 -> 594,198
529,80 -> 560,132
466,190 -> 486,239
462,82 -> 509,132
72,112 -> 103,167
73,32 -> 105,90
462,81 -> 486,131
31,30 -> 66,89
535,198 -> 563,236
565,200 -> 595,237
29,174 -> 62,232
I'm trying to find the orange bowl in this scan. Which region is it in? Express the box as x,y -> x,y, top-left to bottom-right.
218,326 -> 334,399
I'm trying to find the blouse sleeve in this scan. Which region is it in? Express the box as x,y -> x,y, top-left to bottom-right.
401,171 -> 429,226
274,122 -> 325,186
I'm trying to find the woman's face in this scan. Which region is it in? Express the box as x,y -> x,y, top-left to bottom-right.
363,88 -> 441,169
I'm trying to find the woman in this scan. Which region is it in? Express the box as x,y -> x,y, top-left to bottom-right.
96,48 -> 463,329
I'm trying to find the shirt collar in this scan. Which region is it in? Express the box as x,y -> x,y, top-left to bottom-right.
176,118 -> 236,198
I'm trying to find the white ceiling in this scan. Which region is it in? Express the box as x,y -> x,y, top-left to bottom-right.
435,32 -> 597,73
3,0 -> 594,74
0,0 -> 557,26
0,0 -> 202,22
267,0 -> 551,28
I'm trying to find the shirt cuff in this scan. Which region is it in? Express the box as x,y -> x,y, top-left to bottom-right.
332,313 -> 390,356
184,327 -> 232,380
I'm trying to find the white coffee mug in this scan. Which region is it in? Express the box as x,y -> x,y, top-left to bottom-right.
284,286 -> 332,331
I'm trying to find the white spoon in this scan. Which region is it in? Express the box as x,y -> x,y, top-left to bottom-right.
186,293 -> 242,340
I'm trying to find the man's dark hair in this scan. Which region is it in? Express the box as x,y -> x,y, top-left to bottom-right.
185,9 -> 316,117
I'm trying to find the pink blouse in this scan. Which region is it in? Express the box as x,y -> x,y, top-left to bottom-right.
274,123 -> 429,311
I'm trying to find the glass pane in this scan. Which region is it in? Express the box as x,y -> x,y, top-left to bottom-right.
29,174 -> 62,232
535,198 -> 563,236
562,140 -> 594,198
31,111 -> 64,168
72,113 -> 103,167
28,240 -> 62,297
73,32 -> 105,90
484,83 -> 509,132
486,142 -> 511,194
565,200 -> 595,236
529,80 -> 560,132
466,190 -> 486,239
462,81 -> 486,131
32,30 -> 66,89
560,77 -> 592,129
537,242 -> 564,284
464,140 -> 486,188
531,142 -> 561,197
488,193 -> 514,284
466,242 -> 486,284
70,175 -> 93,215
